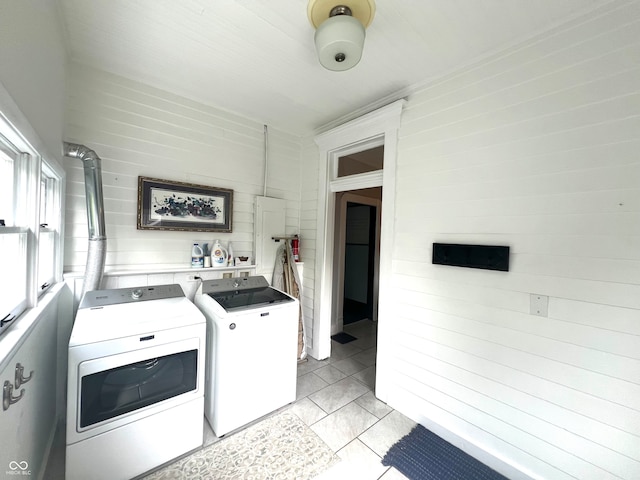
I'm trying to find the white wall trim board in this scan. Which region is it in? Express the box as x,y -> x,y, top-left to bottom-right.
329,170 -> 383,193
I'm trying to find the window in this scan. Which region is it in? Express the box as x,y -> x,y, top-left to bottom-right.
0,117 -> 63,337
337,145 -> 384,177
0,136 -> 28,331
1,142 -> 15,225
38,166 -> 60,293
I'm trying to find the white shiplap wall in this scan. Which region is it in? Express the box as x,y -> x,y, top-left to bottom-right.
385,2 -> 640,480
299,134 -> 320,350
64,63 -> 302,273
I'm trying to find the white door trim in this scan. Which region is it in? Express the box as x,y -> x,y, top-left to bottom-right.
329,170 -> 383,193
313,100 -> 405,401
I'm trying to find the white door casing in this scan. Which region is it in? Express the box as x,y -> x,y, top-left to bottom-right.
313,100 -> 405,402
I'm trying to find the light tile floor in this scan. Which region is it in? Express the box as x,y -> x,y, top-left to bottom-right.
289,319 -> 414,479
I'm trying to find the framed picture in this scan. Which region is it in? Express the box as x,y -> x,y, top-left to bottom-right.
137,176 -> 233,232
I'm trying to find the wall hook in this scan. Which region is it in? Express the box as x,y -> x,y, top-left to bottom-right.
15,363 -> 33,389
3,381 -> 24,411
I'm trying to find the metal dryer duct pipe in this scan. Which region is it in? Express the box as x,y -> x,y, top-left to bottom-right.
63,142 -> 107,297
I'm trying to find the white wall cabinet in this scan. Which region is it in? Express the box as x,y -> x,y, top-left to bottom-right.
0,285 -> 72,480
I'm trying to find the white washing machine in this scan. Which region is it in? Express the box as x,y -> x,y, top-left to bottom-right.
194,275 -> 299,437
66,284 -> 206,480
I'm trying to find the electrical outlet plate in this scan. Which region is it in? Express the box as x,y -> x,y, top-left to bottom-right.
530,294 -> 549,317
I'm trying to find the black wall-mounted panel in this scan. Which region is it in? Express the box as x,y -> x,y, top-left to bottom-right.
432,243 -> 510,272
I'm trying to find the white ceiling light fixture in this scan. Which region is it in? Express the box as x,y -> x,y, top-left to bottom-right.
308,0 -> 376,71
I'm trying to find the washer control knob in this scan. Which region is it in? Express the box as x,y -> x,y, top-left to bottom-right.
131,289 -> 143,300
229,323 -> 236,330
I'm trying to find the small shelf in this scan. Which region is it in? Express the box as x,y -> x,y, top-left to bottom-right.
63,264 -> 257,279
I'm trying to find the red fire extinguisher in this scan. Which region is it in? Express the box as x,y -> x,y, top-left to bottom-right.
291,236 -> 300,262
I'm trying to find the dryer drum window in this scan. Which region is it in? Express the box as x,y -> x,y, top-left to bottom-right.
80,349 -> 197,428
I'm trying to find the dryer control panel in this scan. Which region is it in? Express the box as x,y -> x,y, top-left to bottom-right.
79,284 -> 185,309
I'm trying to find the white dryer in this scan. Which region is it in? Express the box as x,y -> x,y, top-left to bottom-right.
194,276 -> 299,437
66,284 -> 206,480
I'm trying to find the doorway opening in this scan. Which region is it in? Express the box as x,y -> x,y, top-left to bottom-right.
330,142 -> 384,338
344,201 -> 377,324
311,100 -> 403,405
333,187 -> 381,336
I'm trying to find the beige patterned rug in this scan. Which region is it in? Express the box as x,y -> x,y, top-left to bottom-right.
142,410 -> 339,480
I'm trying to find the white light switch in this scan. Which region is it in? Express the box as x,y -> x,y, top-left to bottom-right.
530,294 -> 548,317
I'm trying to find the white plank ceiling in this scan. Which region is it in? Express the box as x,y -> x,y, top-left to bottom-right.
57,0 -> 608,135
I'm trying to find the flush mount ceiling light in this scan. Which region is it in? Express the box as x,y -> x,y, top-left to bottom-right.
308,0 -> 376,71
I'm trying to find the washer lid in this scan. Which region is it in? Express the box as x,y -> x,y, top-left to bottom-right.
208,287 -> 294,313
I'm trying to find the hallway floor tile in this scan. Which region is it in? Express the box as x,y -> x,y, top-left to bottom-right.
293,319 -> 413,479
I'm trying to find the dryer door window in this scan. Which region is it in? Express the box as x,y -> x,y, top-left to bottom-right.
79,349 -> 197,428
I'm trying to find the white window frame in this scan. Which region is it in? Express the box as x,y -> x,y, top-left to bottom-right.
0,108 -> 64,338
0,135 -> 31,330
38,163 -> 62,294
